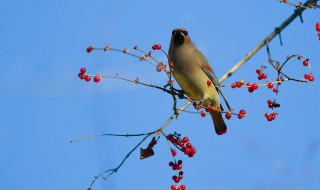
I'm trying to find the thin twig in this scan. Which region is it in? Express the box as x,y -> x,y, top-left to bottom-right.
88,133 -> 153,188
70,132 -> 155,143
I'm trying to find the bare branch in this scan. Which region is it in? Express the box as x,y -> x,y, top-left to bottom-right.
218,0 -> 316,84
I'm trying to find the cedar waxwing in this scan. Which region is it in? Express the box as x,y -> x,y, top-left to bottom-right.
168,28 -> 227,135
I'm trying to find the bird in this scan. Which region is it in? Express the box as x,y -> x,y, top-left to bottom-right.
168,28 -> 227,135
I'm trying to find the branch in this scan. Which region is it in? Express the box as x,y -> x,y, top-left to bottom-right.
218,0 -> 316,84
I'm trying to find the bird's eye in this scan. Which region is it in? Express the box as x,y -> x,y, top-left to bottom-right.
182,30 -> 188,36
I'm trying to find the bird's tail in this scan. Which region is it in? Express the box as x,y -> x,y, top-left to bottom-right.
209,110 -> 227,135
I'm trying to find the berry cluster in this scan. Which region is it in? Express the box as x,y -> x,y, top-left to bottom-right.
231,80 -> 245,88
171,183 -> 186,190
297,57 -> 314,82
304,74 -> 315,82
152,44 -> 162,50
256,69 -> 268,80
169,160 -> 183,173
78,68 -> 101,83
264,112 -> 278,121
237,109 -> 247,119
224,109 -> 247,120
167,134 -> 196,158
166,133 -> 193,190
246,82 -> 259,93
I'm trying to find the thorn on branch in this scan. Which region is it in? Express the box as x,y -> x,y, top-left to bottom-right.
298,12 -> 304,23
275,27 -> 283,46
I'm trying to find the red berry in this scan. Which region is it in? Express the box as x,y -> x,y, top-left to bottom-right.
171,150 -> 177,157
308,75 -> 314,82
80,68 -> 86,74
261,73 -> 267,79
251,82 -> 258,90
188,152 -> 195,157
200,111 -> 206,117
180,185 -> 186,190
237,114 -> 243,119
207,80 -> 212,86
177,160 -> 183,165
205,106 -> 213,112
316,22 -> 320,32
236,82 -> 241,88
264,113 -> 269,118
133,45 -> 138,50
179,171 -> 184,176
231,83 -> 237,89
256,69 -> 262,74
267,82 -> 273,89
176,164 -> 182,170
225,112 -> 231,120
190,147 -> 196,154
167,134 -> 173,141
80,75 -> 86,80
273,88 -> 278,93
303,59 -> 309,66
172,175 -> 179,183
182,137 -> 189,143
172,164 -> 177,170
85,76 -> 91,82
93,75 -> 101,83
184,148 -> 190,155
248,87 -> 254,93
86,45 -> 94,53
152,44 -> 161,50
304,74 -> 310,79
171,185 -> 177,190
239,109 -> 246,116
186,143 -> 192,149
87,188 -> 92,190
169,162 -> 174,167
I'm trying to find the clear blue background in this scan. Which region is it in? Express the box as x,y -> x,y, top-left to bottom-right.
1,1 -> 319,190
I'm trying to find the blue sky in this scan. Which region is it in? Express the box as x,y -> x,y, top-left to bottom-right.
1,1 -> 319,190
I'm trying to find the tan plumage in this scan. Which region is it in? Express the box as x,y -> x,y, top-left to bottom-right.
168,28 -> 227,135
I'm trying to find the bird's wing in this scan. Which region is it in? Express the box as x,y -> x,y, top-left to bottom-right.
201,66 -> 231,111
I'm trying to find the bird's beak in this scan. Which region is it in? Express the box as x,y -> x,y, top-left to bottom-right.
172,29 -> 184,46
